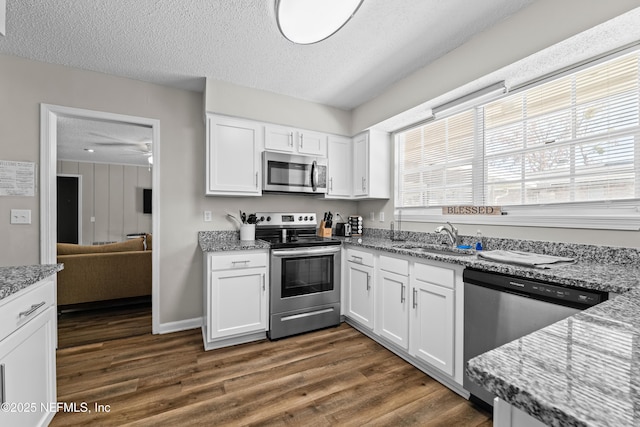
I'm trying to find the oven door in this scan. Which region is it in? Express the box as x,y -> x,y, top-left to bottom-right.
270,245 -> 341,314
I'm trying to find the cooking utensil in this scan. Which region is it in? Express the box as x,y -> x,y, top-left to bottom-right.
227,213 -> 242,228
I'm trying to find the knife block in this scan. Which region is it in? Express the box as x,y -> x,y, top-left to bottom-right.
317,221 -> 332,237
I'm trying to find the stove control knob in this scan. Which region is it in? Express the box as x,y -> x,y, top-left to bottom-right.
260,216 -> 265,222
309,215 -> 314,222
266,216 -> 271,222
304,216 -> 308,221
298,216 -> 303,221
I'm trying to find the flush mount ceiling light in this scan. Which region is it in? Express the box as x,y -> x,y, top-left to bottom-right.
275,0 -> 364,45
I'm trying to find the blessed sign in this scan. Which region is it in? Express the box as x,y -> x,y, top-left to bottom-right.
442,206 -> 502,215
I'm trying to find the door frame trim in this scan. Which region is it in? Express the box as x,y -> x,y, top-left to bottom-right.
40,104 -> 161,334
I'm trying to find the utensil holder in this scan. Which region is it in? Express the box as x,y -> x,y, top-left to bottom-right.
240,224 -> 256,241
317,220 -> 332,237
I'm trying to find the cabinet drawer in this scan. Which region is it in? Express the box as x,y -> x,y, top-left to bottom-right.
346,248 -> 374,267
210,252 -> 267,271
0,279 -> 55,342
414,262 -> 454,289
379,255 -> 408,276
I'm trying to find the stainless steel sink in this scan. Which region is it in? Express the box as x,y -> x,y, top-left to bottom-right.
394,243 -> 475,256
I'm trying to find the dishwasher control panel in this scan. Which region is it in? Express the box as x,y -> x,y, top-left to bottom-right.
464,268 -> 607,308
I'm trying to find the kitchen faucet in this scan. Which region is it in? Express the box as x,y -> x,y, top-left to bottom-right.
435,222 -> 460,246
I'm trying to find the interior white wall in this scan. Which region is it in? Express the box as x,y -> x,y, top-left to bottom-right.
351,0 -> 640,133
57,161 -> 152,245
205,79 -> 352,136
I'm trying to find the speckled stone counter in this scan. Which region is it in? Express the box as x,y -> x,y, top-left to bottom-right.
198,231 -> 270,252
467,288 -> 640,426
339,235 -> 640,294
0,264 -> 64,301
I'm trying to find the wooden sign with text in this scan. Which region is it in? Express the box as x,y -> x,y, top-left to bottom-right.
442,206 -> 502,215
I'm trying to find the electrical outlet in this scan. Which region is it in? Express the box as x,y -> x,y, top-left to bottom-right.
379,212 -> 385,222
370,212 -> 375,221
10,209 -> 31,224
203,211 -> 212,222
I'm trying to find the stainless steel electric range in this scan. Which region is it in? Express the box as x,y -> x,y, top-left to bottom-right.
255,212 -> 342,340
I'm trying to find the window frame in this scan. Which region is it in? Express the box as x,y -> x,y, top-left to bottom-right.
394,47 -> 640,231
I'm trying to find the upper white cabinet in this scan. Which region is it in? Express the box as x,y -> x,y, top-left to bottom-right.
265,124 -> 327,157
352,129 -> 390,199
206,114 -> 263,196
326,135 -> 352,198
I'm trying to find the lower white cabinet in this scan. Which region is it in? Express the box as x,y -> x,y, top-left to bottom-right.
376,256 -> 409,350
203,250 -> 269,350
343,246 -> 464,392
345,249 -> 375,330
409,274 -> 455,376
0,278 -> 57,427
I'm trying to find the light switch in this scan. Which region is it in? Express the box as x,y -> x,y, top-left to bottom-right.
10,209 -> 31,224
203,211 -> 212,222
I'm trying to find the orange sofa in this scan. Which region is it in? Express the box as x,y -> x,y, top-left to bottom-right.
56,236 -> 152,306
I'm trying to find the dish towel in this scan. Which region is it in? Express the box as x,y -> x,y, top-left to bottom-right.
477,250 -> 576,269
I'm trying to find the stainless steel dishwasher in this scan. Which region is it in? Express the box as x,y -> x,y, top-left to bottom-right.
463,268 -> 607,408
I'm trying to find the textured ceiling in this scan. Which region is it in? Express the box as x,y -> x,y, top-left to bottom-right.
57,117 -> 153,167
0,0 -> 535,110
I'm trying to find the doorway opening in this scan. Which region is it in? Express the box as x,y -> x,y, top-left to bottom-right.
40,104 -> 160,334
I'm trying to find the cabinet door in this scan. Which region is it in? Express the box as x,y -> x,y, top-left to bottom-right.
264,124 -> 296,153
377,269 -> 409,349
410,280 -> 455,376
327,135 -> 352,198
206,115 -> 262,196
208,268 -> 267,339
298,130 -> 327,156
352,133 -> 369,197
0,307 -> 56,427
346,262 -> 374,329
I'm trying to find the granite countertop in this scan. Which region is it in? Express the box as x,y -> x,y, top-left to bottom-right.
198,231 -> 270,252
0,264 -> 64,301
340,236 -> 640,294
467,288 -> 640,426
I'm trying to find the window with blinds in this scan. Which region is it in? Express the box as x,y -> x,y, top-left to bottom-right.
396,49 -> 640,210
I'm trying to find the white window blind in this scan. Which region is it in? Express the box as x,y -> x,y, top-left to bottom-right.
397,110 -> 476,207
396,50 -> 640,212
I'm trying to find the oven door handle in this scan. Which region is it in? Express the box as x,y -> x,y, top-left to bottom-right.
272,246 -> 341,257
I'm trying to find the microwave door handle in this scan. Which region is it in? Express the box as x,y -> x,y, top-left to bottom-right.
311,160 -> 318,192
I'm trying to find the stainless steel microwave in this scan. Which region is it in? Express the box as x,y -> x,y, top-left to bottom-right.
262,152 -> 327,194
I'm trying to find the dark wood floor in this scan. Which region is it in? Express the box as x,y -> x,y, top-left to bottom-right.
53,306 -> 492,426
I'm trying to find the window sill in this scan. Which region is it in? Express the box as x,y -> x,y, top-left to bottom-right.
395,201 -> 640,231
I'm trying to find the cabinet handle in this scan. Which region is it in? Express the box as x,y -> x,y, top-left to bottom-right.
1,364 -> 5,405
255,172 -> 259,188
361,177 -> 366,191
19,301 -> 46,319
351,255 -> 363,264
231,260 -> 250,267
412,289 -> 417,309
330,177 -> 333,192
366,273 -> 370,291
401,284 -> 405,303
289,132 -> 294,147
262,273 -> 266,291
300,133 -> 303,149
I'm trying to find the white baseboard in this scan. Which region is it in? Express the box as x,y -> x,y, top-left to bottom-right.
157,316 -> 203,334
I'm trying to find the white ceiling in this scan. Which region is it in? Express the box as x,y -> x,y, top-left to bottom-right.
57,117 -> 153,167
0,0 -> 535,110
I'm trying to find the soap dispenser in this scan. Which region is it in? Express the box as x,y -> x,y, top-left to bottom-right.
475,230 -> 483,251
